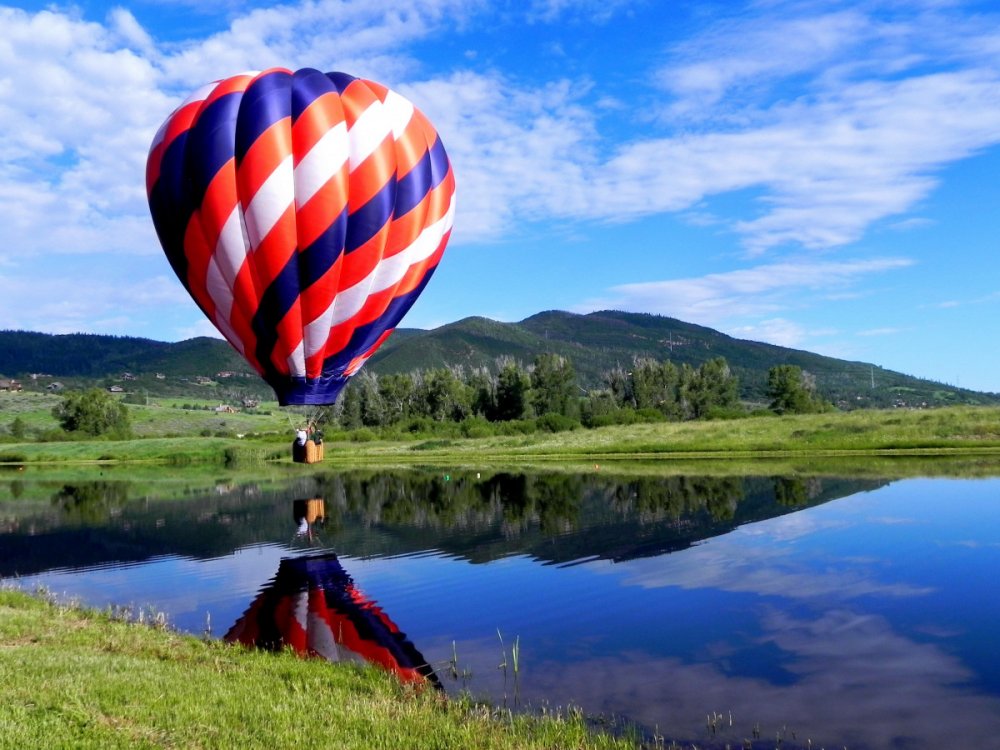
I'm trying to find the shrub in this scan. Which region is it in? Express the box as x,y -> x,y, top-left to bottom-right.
52,388 -> 132,438
702,405 -> 748,420
495,419 -> 537,435
459,416 -> 493,439
536,412 -> 580,433
634,408 -> 667,423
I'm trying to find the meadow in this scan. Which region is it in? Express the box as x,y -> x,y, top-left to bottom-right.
3,389 -> 1000,466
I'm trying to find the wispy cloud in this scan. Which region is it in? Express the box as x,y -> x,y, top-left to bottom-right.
4,1 -> 999,259
857,327 -> 906,337
1,0 -> 998,347
575,258 -> 914,335
0,271 -> 191,336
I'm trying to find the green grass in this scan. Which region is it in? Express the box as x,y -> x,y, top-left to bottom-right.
125,399 -> 290,438
0,391 -> 292,442
0,589 -> 637,750
4,400 -> 1000,466
326,406 -> 1000,462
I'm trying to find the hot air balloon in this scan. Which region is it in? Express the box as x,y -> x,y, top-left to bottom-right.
225,553 -> 440,687
146,69 -> 456,405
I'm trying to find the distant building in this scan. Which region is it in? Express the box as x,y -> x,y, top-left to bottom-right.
46,382 -> 64,391
214,404 -> 239,413
108,385 -> 125,393
0,379 -> 22,392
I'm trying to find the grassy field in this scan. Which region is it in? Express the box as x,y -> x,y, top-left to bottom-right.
0,589 -> 637,750
326,406 -> 1000,461
0,391 -> 292,440
3,389 -> 1000,467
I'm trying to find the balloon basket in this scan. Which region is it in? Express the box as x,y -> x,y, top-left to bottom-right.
292,440 -> 324,464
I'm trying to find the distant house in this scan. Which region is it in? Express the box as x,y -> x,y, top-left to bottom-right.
121,372 -> 137,381
195,376 -> 214,385
47,382 -> 64,391
214,404 -> 239,414
0,379 -> 22,392
108,385 -> 125,393
155,373 -> 166,380
242,397 -> 260,409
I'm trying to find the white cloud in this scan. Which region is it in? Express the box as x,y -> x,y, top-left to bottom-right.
857,327 -> 905,337
0,270 -> 192,335
404,72 -> 597,243
175,319 -> 227,341
525,0 -> 636,24
575,257 -> 914,328
561,1 -> 1000,252
730,318 -> 809,348
581,68 -> 1000,253
1,0 -> 999,344
0,7 -> 172,259
4,0 -> 998,265
658,9 -> 871,114
157,0 -> 472,90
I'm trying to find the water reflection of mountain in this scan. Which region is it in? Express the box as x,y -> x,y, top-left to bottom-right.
0,471 -> 885,577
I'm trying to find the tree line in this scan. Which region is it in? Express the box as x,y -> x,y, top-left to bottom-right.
2,357 -> 829,441
317,354 -> 830,433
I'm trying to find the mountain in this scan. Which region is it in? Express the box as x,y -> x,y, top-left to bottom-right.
2,311 -> 996,408
368,310 -> 998,408
0,330 -> 249,377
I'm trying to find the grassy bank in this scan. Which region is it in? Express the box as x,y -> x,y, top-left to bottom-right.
5,405 -> 1000,466
0,589 -> 636,750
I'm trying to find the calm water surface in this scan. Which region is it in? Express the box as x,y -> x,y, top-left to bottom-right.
3,466 -> 1000,749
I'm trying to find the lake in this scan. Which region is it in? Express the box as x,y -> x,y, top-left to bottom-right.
3,463 -> 1000,749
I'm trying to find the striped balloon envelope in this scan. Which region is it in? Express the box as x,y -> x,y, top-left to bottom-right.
146,68 -> 456,405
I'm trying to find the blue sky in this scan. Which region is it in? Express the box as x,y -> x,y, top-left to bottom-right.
1,0 -> 999,392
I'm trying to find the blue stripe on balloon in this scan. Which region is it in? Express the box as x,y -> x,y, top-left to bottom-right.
346,178 -> 396,253
290,68 -> 336,123
325,71 -> 357,94
393,147 -> 431,218
299,206 -> 348,288
427,135 -> 450,190
251,253 -> 301,378
235,70 -> 291,164
185,91 -> 241,210
148,132 -> 194,287
322,267 -> 437,374
270,373 -> 350,405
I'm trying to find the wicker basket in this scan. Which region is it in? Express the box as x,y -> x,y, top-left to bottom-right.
292,439 -> 324,464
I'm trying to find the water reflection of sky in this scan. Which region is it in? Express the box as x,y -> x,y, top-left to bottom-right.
6,475 -> 1000,749
347,478 -> 1000,748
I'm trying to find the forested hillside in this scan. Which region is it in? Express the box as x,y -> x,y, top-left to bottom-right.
2,310 -> 995,409
369,311 -> 997,408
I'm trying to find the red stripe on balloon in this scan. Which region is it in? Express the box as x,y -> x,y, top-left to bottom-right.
181,215 -> 217,324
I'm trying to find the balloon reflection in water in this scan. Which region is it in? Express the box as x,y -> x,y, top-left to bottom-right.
292,497 -> 326,543
224,553 -> 439,687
